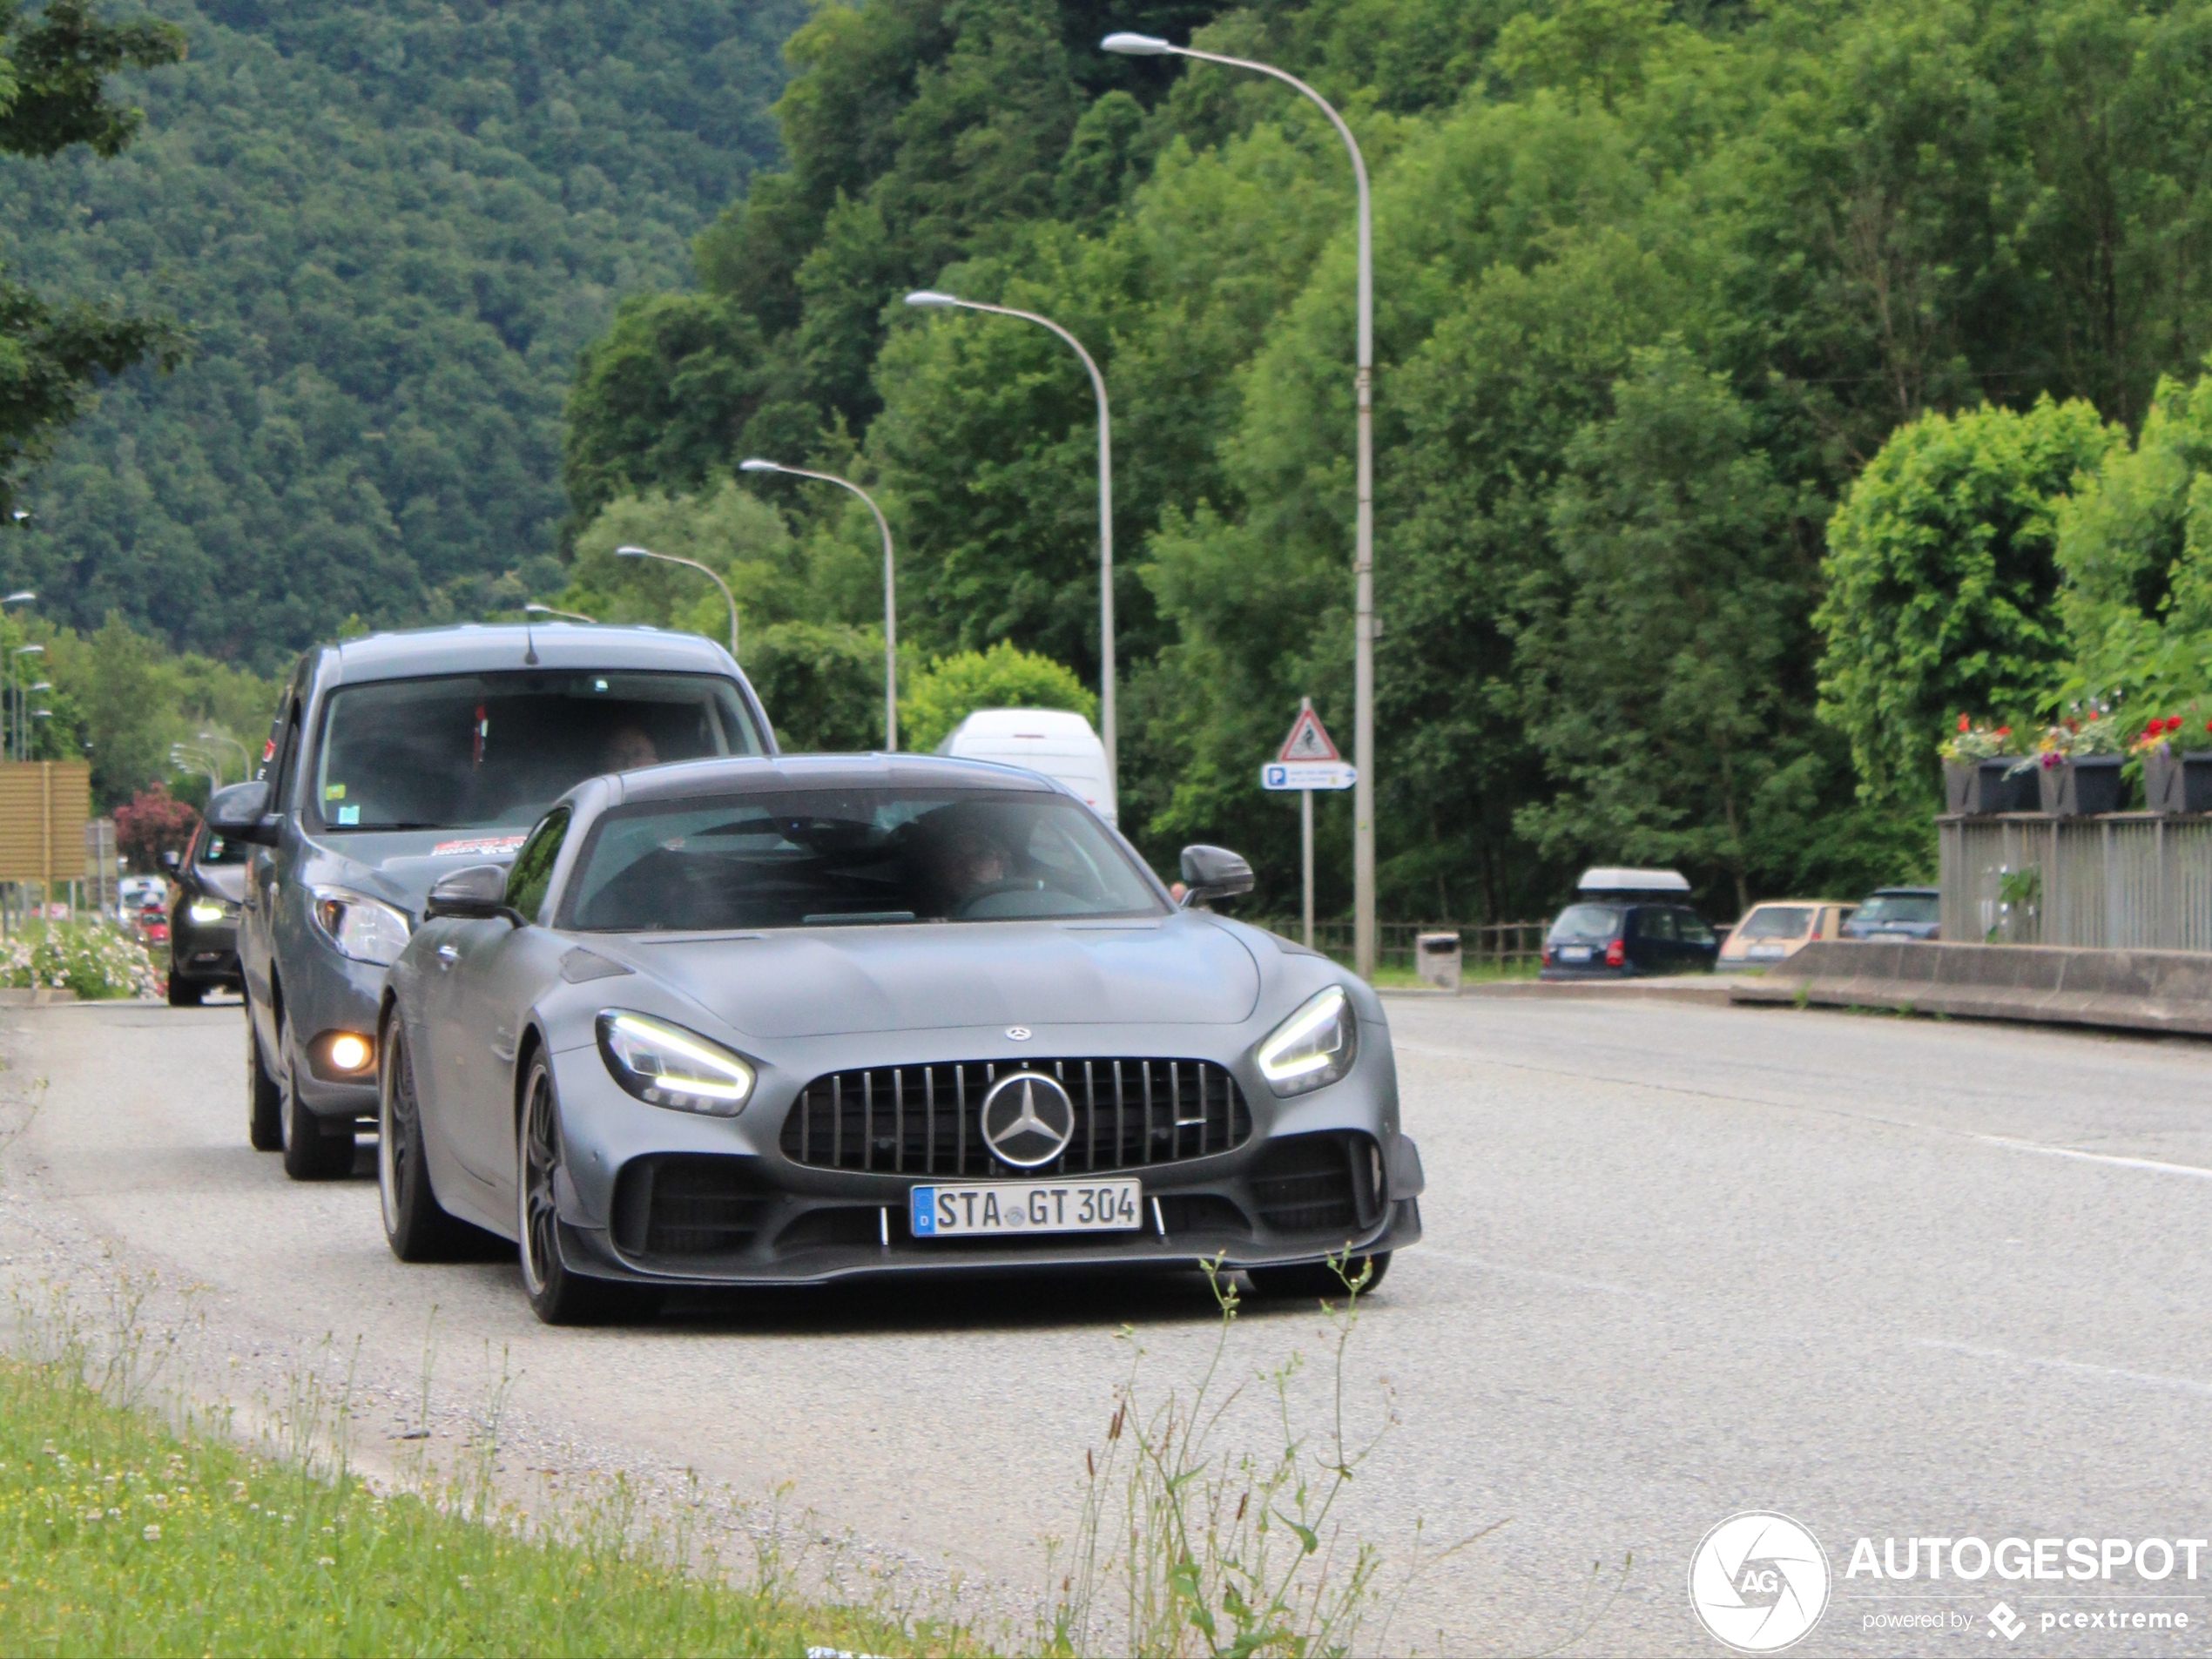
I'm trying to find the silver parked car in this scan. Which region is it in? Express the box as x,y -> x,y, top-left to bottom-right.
208,624 -> 772,1180
374,753 -> 1425,1322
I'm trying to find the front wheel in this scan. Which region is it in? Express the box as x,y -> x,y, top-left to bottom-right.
279,1008 -> 354,1181
246,1010 -> 282,1151
1244,1251 -> 1391,1303
167,974 -> 205,1008
516,1057 -> 616,1325
380,1020 -> 475,1261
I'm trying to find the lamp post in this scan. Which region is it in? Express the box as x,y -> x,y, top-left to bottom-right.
614,545 -> 739,661
738,458 -> 900,752
1103,30 -> 1376,976
11,644 -> 43,765
903,289 -> 1116,792
197,729 -> 248,774
524,602 -> 598,624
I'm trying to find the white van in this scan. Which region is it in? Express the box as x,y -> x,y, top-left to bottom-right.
938,708 -> 1116,825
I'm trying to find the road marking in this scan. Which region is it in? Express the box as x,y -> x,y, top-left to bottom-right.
1416,1247 -> 1664,1302
1393,1041 -> 2212,1182
1908,1338 -> 2212,1399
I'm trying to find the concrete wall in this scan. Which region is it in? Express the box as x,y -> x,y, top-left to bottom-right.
1730,939 -> 2212,1036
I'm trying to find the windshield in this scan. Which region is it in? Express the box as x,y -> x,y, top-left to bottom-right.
310,671 -> 760,833
1858,893 -> 1939,924
562,786 -> 1165,932
1738,905 -> 1812,941
1548,903 -> 1622,943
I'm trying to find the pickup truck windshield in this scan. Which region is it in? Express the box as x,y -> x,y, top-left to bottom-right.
563,787 -> 1164,931
312,671 -> 760,833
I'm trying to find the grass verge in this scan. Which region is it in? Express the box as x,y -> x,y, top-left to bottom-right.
0,1352 -> 924,1657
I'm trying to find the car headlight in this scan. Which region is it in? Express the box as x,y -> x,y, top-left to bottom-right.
308,889 -> 412,966
187,899 -> 233,924
1256,986 -> 1358,1096
597,1011 -> 754,1116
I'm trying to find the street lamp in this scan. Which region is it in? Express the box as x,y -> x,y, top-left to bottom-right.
525,602 -> 598,624
197,730 -> 247,772
904,289 -> 1116,791
614,545 -> 739,661
739,458 -> 901,752
1103,29 -> 1378,976
10,644 -> 42,765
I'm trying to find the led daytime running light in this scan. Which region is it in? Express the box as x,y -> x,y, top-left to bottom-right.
1256,987 -> 1356,1096
597,1012 -> 754,1116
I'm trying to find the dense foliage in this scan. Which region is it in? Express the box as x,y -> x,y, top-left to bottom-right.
0,0 -> 799,670
563,0 -> 2212,917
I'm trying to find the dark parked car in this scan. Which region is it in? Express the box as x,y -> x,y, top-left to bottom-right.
1840,886 -> 1941,941
162,821 -> 249,1004
207,624 -> 773,1182
1541,898 -> 1719,978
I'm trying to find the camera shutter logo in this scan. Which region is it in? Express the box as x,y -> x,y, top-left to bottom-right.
979,1070 -> 1076,1168
1688,1512 -> 1831,1653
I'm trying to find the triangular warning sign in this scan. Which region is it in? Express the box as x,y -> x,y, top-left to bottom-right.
1278,705 -> 1340,762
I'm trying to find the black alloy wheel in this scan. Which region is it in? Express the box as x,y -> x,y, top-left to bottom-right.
1244,1251 -> 1391,1302
279,1007 -> 354,1181
379,1020 -> 475,1261
516,1057 -> 616,1325
246,1008 -> 282,1151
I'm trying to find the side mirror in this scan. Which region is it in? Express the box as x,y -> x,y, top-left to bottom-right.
206,779 -> 279,846
159,849 -> 181,872
424,863 -> 518,924
1178,844 -> 1255,907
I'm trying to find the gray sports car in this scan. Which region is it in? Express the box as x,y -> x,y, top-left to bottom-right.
377,753 -> 1424,1322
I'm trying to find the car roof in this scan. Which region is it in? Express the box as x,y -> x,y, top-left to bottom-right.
951,708 -> 1099,740
1576,866 -> 1689,893
1868,886 -> 1939,896
607,752 -> 1065,806
1741,899 -> 1848,909
326,623 -> 737,685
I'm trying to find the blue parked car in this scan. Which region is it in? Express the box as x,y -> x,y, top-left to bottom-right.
1839,886 -> 1941,942
1540,868 -> 1719,979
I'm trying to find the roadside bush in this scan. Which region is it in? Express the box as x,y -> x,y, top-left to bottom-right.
0,922 -> 161,1001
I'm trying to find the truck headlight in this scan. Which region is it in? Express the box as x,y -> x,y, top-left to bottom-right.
1256,986 -> 1357,1096
597,1012 -> 754,1116
308,889 -> 412,966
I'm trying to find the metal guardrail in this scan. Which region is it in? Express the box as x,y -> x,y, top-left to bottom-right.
1939,813 -> 2212,950
1248,920 -> 1548,970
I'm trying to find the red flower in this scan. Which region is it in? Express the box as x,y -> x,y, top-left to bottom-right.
1996,725 -> 2012,737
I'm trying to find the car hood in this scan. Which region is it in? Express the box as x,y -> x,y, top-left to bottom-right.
300,827 -> 527,913
606,916 -> 1263,1039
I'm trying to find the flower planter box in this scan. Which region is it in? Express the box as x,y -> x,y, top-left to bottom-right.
2034,752 -> 2124,817
1944,757 -> 2037,815
2142,746 -> 2212,814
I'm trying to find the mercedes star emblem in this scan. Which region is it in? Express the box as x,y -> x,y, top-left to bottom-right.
1006,1026 -> 1032,1041
978,1070 -> 1076,1169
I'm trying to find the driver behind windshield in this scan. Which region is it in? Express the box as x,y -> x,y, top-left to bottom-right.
918,820 -> 1017,914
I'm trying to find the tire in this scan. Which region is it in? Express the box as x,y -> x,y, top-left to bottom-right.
1244,1251 -> 1391,1303
167,974 -> 205,1008
380,1020 -> 475,1261
246,1009 -> 283,1152
279,1007 -> 354,1181
516,1056 -> 618,1325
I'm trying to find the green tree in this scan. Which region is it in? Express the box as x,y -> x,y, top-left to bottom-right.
900,641 -> 1095,752
1817,396 -> 2120,807
0,0 -> 185,517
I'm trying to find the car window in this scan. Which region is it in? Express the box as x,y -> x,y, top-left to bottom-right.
1858,893 -> 1939,924
1674,908 -> 1715,944
1640,907 -> 1677,942
270,699 -> 303,812
1548,903 -> 1621,942
197,830 -> 250,867
562,786 -> 1164,933
1738,905 -> 1811,941
310,670 -> 762,833
504,809 -> 570,921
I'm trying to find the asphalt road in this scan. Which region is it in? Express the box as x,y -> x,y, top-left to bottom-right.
3,992 -> 2210,1656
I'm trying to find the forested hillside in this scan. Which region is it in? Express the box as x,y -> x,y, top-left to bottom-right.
564,0 -> 2212,920
0,0 -> 799,670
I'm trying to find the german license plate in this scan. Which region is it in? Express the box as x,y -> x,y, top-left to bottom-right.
910,1178 -> 1142,1238
1558,944 -> 1591,961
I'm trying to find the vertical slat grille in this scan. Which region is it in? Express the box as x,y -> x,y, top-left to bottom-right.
779,1058 -> 1252,1177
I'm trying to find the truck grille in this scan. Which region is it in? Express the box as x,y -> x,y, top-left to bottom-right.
779,1058 -> 1251,1177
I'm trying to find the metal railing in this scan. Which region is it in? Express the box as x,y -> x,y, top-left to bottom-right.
1939,813 -> 2212,950
1247,920 -> 1548,971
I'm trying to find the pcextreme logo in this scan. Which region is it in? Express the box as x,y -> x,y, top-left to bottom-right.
1689,1512 -> 1832,1653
